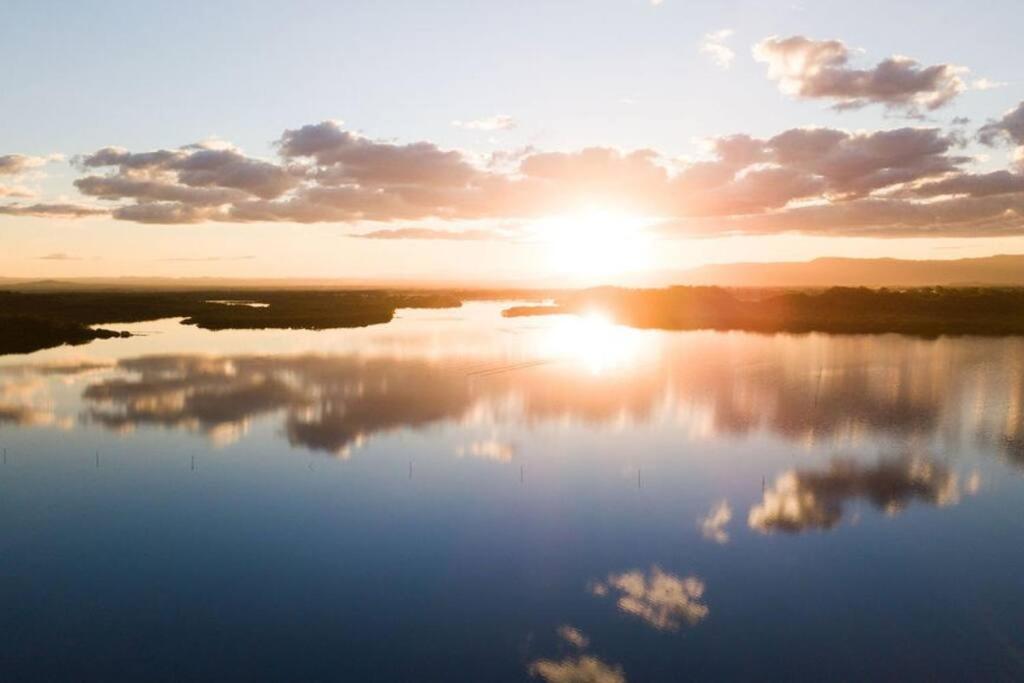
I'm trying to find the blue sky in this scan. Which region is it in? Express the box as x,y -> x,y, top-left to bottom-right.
2,0 -> 1023,282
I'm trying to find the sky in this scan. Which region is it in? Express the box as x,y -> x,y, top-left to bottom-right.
2,0 -> 1023,284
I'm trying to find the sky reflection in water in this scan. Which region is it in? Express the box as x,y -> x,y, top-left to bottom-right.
2,302 -> 1024,681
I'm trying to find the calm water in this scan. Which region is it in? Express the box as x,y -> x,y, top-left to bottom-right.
2,302 -> 1024,681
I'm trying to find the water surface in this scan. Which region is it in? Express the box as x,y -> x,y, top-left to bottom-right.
2,302 -> 1024,681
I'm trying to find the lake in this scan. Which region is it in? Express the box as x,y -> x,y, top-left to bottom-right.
2,301 -> 1023,681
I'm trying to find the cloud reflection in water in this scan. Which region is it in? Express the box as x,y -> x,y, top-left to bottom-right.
749,455 -> 977,533
590,566 -> 709,631
61,330 -> 1024,484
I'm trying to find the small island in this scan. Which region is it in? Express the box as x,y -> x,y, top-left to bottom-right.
0,289 -> 462,355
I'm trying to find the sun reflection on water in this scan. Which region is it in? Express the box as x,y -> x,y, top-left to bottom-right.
537,310 -> 649,375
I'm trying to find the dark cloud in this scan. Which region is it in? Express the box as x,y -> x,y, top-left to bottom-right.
754,36 -> 965,114
72,142 -> 300,224
764,127 -> 966,196
903,170 -> 1024,199
75,175 -> 249,206
170,147 -> 298,199
35,252 -> 83,261
979,101 -> 1024,171
979,101 -> 1024,146
278,121 -> 477,187
657,126 -> 985,231
111,202 -> 217,224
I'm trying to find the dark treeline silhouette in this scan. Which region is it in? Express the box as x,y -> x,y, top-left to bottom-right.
0,316 -> 131,355
0,289 -> 461,355
503,286 -> 1024,336
7,284 -> 1024,356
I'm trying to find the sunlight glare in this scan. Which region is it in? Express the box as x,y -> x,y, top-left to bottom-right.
535,208 -> 653,282
538,310 -> 648,375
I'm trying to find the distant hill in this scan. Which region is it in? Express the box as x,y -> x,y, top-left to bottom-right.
668,255 -> 1024,288
0,276 -> 498,292
5,254 -> 1024,291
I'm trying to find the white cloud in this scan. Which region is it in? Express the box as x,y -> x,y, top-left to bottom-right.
530,656 -> 625,683
700,29 -> 735,69
455,438 -> 516,462
972,78 -> 1008,91
590,566 -> 708,630
556,625 -> 589,649
698,499 -> 732,543
451,115 -> 517,131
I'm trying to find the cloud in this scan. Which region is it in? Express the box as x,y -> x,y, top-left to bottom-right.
972,78 -> 1008,91
452,115 -> 517,131
0,375 -> 62,427
698,499 -> 732,543
0,153 -> 62,201
354,227 -> 503,241
82,354 -> 475,456
35,252 -> 83,261
664,192 -> 1024,238
979,101 -> 1024,170
0,154 -> 54,176
979,101 -> 1024,145
530,656 -> 626,683
699,29 -> 735,69
70,327 -> 1024,469
0,203 -> 106,218
278,121 -> 477,187
5,110 -> 1022,237
658,126 -> 977,231
901,170 -> 1024,198
590,566 -> 708,631
0,185 -> 34,198
556,625 -> 589,649
76,145 -> 298,201
753,35 -> 965,114
748,455 -> 974,533
66,141 -> 301,224
455,439 -> 516,462
0,361 -> 111,376
0,404 -> 56,427
75,175 -> 250,206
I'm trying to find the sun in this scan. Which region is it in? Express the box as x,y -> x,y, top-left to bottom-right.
536,208 -> 653,283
